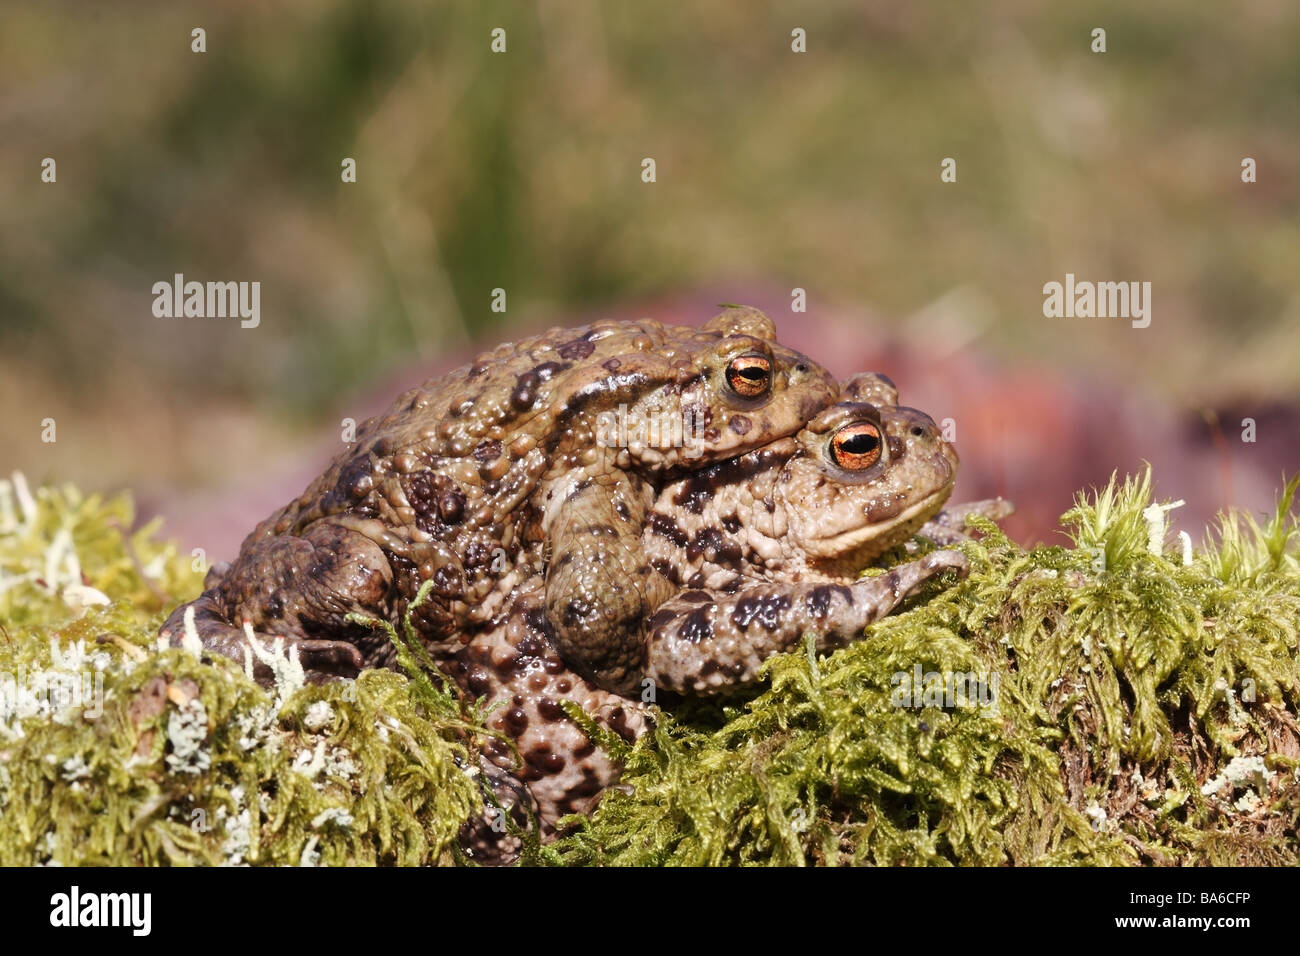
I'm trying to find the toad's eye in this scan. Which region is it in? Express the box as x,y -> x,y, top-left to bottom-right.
725,354 -> 772,399
830,422 -> 882,471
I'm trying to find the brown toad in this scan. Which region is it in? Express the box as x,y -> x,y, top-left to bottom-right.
162,306 -> 837,694
440,373 -> 988,841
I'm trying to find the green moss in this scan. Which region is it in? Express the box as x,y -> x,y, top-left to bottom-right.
0,478 -> 480,866
2,471 -> 1297,865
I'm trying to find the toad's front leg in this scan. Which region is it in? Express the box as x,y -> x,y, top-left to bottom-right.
643,550 -> 968,695
543,471 -> 674,695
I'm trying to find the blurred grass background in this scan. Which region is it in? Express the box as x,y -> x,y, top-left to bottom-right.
1,1 -> 1297,519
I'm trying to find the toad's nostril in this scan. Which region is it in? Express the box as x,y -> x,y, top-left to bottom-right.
910,425 -> 925,437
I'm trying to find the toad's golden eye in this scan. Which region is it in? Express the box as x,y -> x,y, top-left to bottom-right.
725,355 -> 772,398
830,422 -> 882,471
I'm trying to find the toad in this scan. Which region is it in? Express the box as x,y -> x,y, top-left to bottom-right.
162,306 -> 837,689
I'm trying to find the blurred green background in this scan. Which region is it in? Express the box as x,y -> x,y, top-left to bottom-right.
2,1 -> 1297,541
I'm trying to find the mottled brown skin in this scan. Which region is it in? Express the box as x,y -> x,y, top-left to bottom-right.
444,374 -> 981,845
437,576 -> 647,844
162,306 -> 836,684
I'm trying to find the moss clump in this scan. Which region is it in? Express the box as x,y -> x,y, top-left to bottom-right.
0,477 -> 480,865
1,471 -> 1297,865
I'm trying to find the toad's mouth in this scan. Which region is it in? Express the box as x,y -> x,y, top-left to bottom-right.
803,482 -> 956,567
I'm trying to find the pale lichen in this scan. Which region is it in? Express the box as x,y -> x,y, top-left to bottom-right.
0,478 -> 480,866
165,697 -> 211,775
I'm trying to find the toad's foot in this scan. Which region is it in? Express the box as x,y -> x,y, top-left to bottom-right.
160,594 -> 365,684
915,498 -> 1015,546
160,522 -> 395,684
459,757 -> 539,867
